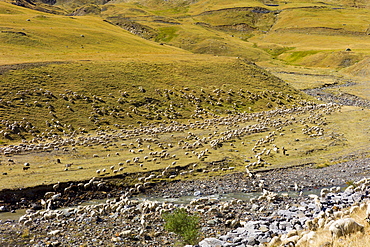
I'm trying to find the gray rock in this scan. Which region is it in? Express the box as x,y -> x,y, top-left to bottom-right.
207,219 -> 217,226
246,236 -> 257,246
194,191 -> 202,196
199,237 -> 225,247
233,237 -> 243,243
0,206 -> 8,212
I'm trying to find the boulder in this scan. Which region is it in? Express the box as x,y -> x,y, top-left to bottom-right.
199,237 -> 224,247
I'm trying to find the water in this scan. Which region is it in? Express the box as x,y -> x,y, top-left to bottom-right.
0,184 -> 346,221
132,185 -> 342,205
0,208 -> 27,221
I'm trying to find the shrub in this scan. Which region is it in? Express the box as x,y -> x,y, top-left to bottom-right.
162,208 -> 201,245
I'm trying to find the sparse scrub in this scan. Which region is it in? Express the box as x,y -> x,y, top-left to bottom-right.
162,208 -> 201,245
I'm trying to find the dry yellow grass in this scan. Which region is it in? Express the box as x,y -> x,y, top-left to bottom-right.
0,0 -> 370,193
0,2 -> 188,64
302,201 -> 370,247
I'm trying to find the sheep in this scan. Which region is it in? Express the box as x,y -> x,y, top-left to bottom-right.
320,188 -> 330,198
366,201 -> 370,224
329,218 -> 364,239
268,236 -> 281,247
296,231 -> 316,246
53,182 -> 60,191
349,205 -> 360,215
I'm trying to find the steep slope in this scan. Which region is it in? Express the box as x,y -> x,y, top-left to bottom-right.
0,1 -> 188,64
0,56 -> 310,143
251,6 -> 370,67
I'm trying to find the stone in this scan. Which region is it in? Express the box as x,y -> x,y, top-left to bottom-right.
47,230 -> 61,236
233,237 -> 243,243
194,191 -> 202,196
246,236 -> 257,246
199,237 -> 224,247
259,225 -> 269,232
0,206 -> 8,212
207,219 -> 217,226
119,230 -> 132,237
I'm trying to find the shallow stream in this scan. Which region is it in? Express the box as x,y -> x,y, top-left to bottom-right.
0,185 -> 346,221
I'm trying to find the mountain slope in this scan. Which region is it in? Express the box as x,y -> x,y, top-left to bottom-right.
0,1 -> 188,64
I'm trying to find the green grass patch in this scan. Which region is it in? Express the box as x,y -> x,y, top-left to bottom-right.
261,45 -> 295,58
155,26 -> 180,42
283,50 -> 320,64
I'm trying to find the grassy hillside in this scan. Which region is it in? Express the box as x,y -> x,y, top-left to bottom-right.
0,1 -> 188,64
3,0 -> 370,67
0,0 -> 369,192
97,0 -> 370,68
0,56 -> 309,143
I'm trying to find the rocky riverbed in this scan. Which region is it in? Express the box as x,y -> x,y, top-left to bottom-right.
0,157 -> 369,246
146,156 -> 370,198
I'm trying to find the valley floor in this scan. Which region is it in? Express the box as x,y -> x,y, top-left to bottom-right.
0,62 -> 369,246
1,156 -> 370,246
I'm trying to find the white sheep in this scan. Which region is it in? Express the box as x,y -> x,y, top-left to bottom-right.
329,218 -> 364,239
366,201 -> 370,223
296,231 -> 316,247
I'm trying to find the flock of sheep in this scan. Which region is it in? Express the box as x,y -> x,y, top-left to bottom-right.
1,83 -> 369,246
0,101 -> 341,190
272,178 -> 370,246
16,175 -> 370,246
0,86 -> 300,141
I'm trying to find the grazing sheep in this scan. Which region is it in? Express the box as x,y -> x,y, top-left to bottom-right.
296,231 -> 316,247
349,205 -> 360,215
53,182 -> 60,191
268,236 -> 281,247
366,202 -> 370,224
329,218 -> 364,239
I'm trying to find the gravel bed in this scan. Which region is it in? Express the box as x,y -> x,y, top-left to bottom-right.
0,157 -> 369,247
146,157 -> 370,198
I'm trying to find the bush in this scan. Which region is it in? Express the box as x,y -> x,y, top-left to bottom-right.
162,208 -> 201,245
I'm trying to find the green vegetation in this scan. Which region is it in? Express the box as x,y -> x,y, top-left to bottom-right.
0,57 -> 306,142
162,208 -> 201,245
260,45 -> 295,58
0,0 -> 369,196
155,26 -> 180,42
1,1 -> 370,246
281,51 -> 320,64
